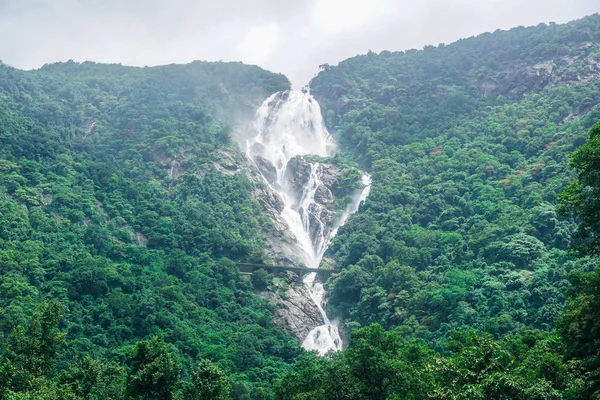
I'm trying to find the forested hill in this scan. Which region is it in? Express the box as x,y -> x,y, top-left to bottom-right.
0,61 -> 300,398
309,13 -> 600,339
313,13 -> 600,152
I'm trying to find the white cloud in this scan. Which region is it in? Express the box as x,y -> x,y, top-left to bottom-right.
235,24 -> 282,64
0,0 -> 598,87
312,0 -> 399,33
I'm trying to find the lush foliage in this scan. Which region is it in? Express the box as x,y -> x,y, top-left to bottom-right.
1,303 -> 233,399
277,118 -> 600,400
276,324 -> 583,400
559,122 -> 600,256
311,14 -> 600,344
0,60 -> 300,398
557,122 -> 600,397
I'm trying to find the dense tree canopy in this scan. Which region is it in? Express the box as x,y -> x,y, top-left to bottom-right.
557,122 -> 600,398
559,122 -> 600,256
310,14 -> 600,345
0,60 -> 298,399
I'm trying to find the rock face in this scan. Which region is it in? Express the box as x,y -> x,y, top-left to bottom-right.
284,156 -> 338,207
283,156 -> 342,258
262,279 -> 325,341
242,151 -> 355,337
283,156 -> 312,201
497,50 -> 600,99
246,155 -> 368,339
250,154 -> 351,268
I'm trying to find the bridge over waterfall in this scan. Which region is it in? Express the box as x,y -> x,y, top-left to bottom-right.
236,263 -> 339,280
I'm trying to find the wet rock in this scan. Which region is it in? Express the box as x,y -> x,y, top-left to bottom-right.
284,156 -> 312,201
253,154 -> 278,184
169,160 -> 182,179
149,150 -> 187,179
246,150 -> 365,269
249,173 -> 309,266
302,203 -> 334,245
319,164 -> 339,187
314,184 -> 334,204
250,141 -> 265,157
263,281 -> 325,341
284,156 -> 339,207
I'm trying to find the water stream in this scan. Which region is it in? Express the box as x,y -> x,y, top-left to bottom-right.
245,90 -> 370,355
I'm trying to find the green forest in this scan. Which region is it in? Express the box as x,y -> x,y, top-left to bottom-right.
1,13 -> 600,400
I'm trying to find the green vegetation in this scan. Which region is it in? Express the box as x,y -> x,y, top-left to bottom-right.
0,61 -> 300,398
311,14 -> 600,342
275,119 -> 600,398
2,13 -> 600,400
557,121 -> 600,398
273,14 -> 600,399
276,325 -> 583,399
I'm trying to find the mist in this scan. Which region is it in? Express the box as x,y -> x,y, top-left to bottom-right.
1,0 -> 598,86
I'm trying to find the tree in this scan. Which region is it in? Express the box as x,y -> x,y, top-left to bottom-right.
343,324 -> 402,400
499,233 -> 546,269
0,301 -> 68,398
557,268 -> 600,398
251,268 -> 271,290
274,353 -> 327,400
58,357 -> 126,400
559,122 -> 600,256
6,300 -> 65,378
126,337 -> 180,400
182,359 -> 231,400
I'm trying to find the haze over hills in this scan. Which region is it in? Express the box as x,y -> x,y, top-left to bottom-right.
1,12 -> 600,400
1,1 -> 598,87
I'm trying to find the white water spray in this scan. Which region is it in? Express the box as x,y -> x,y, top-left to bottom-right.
246,90 -> 371,356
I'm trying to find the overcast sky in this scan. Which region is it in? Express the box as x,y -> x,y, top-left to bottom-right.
0,0 -> 598,87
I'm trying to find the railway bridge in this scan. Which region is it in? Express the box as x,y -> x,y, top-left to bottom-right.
236,263 -> 339,280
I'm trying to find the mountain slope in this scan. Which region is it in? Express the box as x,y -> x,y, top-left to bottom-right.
311,14 -> 600,342
270,14 -> 600,400
0,61 -> 299,398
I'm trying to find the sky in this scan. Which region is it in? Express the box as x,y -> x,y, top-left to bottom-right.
0,0 -> 599,87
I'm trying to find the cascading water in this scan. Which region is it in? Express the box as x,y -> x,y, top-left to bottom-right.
246,90 -> 371,355
302,174 -> 371,355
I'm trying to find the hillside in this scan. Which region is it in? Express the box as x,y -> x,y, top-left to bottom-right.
0,61 -> 299,398
311,13 -> 600,340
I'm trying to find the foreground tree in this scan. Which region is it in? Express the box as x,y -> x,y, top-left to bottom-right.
181,359 -> 231,400
58,357 -> 126,400
0,301 -> 72,399
559,122 -> 600,256
126,337 -> 180,400
6,300 -> 65,379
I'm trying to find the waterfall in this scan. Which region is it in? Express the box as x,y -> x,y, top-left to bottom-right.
246,90 -> 371,356
302,174 -> 371,355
